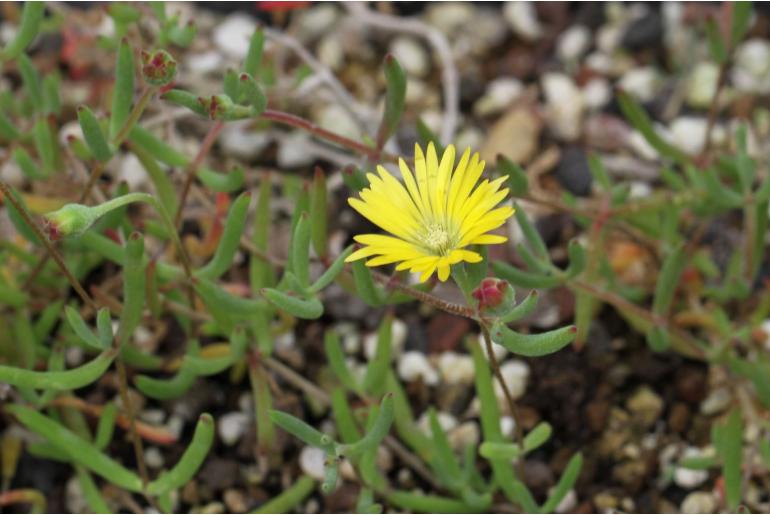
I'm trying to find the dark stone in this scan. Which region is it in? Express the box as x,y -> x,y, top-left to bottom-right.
622,11 -> 664,51
555,146 -> 592,197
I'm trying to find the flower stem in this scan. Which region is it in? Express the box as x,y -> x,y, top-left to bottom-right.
174,121 -> 225,228
0,180 -> 96,310
480,324 -> 524,459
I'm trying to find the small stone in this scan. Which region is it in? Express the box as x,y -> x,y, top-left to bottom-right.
119,154 -> 148,190
218,412 -> 250,446
474,77 -> 524,117
65,476 -> 88,514
213,14 -> 257,60
0,159 -> 24,187
417,411 -> 457,435
297,5 -> 339,41
593,491 -> 618,511
363,318 -> 407,360
500,415 -> 516,438
316,104 -> 360,142
186,51 -> 222,75
629,181 -> 652,199
390,36 -> 429,78
376,446 -> 394,472
542,73 -> 584,141
199,501 -> 225,514
65,346 -> 85,367
299,446 -> 326,481
680,492 -> 717,514
455,127 -> 484,151
437,352 -> 475,384
555,488 -> 578,513
221,121 -> 271,161
555,146 -> 592,196
700,387 -> 731,416
481,107 -> 541,163
59,120 -> 84,146
317,35 -> 344,71
557,25 -> 591,62
480,333 -> 509,362
621,11 -> 663,51
144,447 -> 165,469
626,386 -> 663,428
495,360 -> 530,401
733,39 -> 770,94
447,421 -> 480,451
668,117 -> 709,156
618,66 -> 660,103
686,62 -> 720,109
582,78 -> 611,111
426,3 -> 476,35
223,489 -> 248,514
277,132 -> 315,168
628,129 -> 660,161
504,2 -> 543,42
674,448 -> 710,489
398,351 -> 439,385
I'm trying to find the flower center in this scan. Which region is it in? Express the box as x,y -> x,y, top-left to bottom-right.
424,224 -> 452,255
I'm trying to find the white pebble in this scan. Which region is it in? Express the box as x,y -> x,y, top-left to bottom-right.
398,351 -> 439,385
542,72 -> 584,141
417,411 -> 458,435
299,446 -> 327,481
555,488 -> 578,513
316,104 -> 360,141
674,448 -> 710,489
759,319 -> 770,351
504,2 -> 543,42
0,159 -> 24,186
474,77 -> 524,117
479,333 -> 509,362
317,35 -> 344,71
582,78 -> 611,111
686,62 -> 720,109
618,66 -> 660,103
700,387 -> 731,416
668,117 -> 709,156
186,51 -> 223,75
733,39 -> 770,94
218,412 -> 250,446
213,14 -> 257,60
59,120 -> 84,146
390,36 -> 429,78
628,130 -> 660,161
681,492 -> 717,514
221,121 -> 271,161
557,25 -> 591,62
447,421 -> 480,451
500,415 -> 516,438
364,318 -> 407,360
144,447 -> 165,469
495,360 -> 530,401
297,5 -> 339,41
118,154 -> 148,190
277,132 -> 315,168
437,352 -> 475,384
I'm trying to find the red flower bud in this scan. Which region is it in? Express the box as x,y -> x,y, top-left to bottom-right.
472,278 -> 508,309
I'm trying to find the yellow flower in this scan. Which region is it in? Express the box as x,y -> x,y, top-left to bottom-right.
345,143 -> 515,282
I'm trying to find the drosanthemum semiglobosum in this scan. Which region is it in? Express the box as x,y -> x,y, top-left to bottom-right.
345,143 -> 515,282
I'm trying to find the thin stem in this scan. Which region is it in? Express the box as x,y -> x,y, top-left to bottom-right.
480,325 -> 525,460
114,358 -> 152,493
261,109 -> 399,163
371,270 -> 475,319
0,180 -> 96,310
569,279 -> 706,360
174,121 -> 225,228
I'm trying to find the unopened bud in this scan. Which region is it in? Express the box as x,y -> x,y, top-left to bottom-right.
141,49 -> 177,86
472,278 -> 509,309
44,204 -> 97,240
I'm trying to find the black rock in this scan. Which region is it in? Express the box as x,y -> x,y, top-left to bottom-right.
621,11 -> 664,51
555,146 -> 592,197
